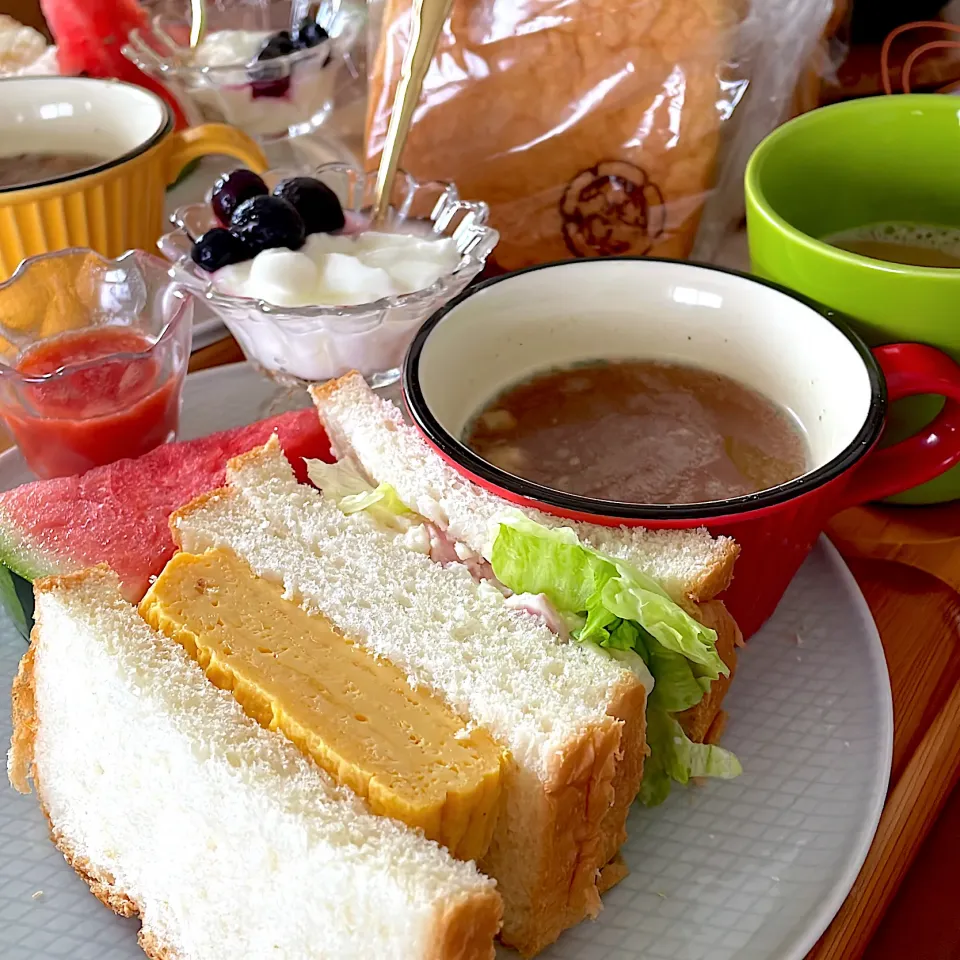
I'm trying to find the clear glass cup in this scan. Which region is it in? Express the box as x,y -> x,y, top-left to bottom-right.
159,162 -> 499,388
0,249 -> 193,479
125,0 -> 362,143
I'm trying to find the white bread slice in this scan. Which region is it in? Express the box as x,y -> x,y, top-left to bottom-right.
8,566 -> 502,960
170,439 -> 648,957
310,372 -> 739,604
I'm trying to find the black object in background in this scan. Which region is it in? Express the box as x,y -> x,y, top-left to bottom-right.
851,1 -> 948,43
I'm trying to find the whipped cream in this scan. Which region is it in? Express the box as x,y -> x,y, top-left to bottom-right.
213,231 -> 461,307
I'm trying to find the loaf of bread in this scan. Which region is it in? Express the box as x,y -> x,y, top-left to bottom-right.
367,0 -> 741,270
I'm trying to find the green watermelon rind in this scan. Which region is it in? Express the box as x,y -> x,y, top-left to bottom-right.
0,510 -> 69,582
0,509 -> 72,639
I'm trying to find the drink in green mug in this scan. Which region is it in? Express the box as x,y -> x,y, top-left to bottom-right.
745,94 -> 960,504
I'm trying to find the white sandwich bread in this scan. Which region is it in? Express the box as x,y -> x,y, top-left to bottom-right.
170,439 -> 649,956
8,566 -> 503,960
308,373 -> 741,772
310,371 -> 740,605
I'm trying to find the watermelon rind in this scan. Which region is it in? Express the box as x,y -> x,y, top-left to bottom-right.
0,511 -> 69,582
0,521 -> 64,639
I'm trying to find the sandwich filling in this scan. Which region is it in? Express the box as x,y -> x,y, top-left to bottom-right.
307,457 -> 741,806
140,547 -> 504,861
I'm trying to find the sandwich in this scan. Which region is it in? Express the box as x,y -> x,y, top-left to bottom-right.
9,566 -> 503,960
309,372 -> 743,804
8,386 -> 742,957
169,428 -> 741,950
166,438 -> 650,955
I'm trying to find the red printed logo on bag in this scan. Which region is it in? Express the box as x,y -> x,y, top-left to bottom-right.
560,161 -> 666,258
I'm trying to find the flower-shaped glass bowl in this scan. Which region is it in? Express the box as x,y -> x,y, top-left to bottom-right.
159,163 -> 499,388
0,248 -> 193,479
125,0 -> 361,142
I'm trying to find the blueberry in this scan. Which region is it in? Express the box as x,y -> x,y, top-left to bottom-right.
258,30 -> 295,60
190,228 -> 252,272
293,19 -> 329,49
272,177 -> 345,235
230,195 -> 306,254
210,169 -> 268,225
251,31 -> 296,97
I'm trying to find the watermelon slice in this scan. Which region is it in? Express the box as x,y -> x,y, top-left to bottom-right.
40,0 -> 189,129
0,409 -> 331,635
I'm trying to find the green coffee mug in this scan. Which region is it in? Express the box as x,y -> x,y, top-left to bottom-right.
745,94 -> 960,504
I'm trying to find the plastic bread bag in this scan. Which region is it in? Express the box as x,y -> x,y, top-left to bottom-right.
693,0 -> 845,259
366,0 -> 839,271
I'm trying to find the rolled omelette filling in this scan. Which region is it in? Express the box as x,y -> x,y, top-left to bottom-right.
139,547 -> 505,862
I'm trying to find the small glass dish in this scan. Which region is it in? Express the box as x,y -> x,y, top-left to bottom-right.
0,249 -> 193,479
159,163 -> 499,388
125,0 -> 362,142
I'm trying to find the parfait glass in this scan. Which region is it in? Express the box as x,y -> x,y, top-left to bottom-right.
158,162 -> 499,398
125,0 -> 363,146
0,249 -> 193,480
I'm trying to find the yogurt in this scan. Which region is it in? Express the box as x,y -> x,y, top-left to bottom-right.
206,229 -> 467,383
191,30 -> 267,67
213,231 -> 462,307
0,16 -> 58,77
183,30 -> 337,138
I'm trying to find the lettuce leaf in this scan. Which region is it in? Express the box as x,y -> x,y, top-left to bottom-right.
306,458 -> 418,532
306,457 -> 375,500
489,513 -> 738,804
639,708 -> 742,806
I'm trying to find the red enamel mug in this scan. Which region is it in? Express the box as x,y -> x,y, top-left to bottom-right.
401,258 -> 960,639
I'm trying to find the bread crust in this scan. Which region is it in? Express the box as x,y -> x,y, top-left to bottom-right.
597,674 -> 648,871
426,891 -> 503,960
676,600 -> 742,744
479,716 -> 623,957
687,540 -> 740,604
11,573 -> 503,960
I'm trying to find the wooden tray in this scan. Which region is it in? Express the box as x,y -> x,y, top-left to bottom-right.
809,506 -> 960,959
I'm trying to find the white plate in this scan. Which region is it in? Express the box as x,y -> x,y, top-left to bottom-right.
0,363 -> 892,960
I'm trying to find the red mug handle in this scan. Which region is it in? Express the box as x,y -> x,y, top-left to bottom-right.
840,342 -> 960,508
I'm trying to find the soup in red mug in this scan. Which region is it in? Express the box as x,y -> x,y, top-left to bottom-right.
402,258 -> 960,639
464,358 -> 810,504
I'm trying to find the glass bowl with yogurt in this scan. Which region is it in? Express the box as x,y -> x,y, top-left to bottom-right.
124,0 -> 361,142
158,162 -> 499,387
